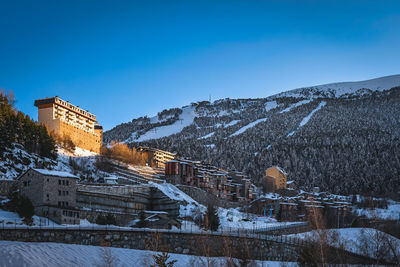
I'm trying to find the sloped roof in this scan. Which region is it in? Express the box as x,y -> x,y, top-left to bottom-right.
32,168 -> 78,179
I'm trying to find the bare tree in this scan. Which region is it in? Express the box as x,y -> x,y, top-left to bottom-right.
97,247 -> 119,267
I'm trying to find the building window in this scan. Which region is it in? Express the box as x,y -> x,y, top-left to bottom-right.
47,178 -> 49,182
59,180 -> 61,185
62,180 -> 65,185
58,190 -> 61,196
66,180 -> 69,186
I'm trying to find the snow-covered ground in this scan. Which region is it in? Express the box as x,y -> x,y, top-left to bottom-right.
275,74 -> 400,98
354,201 -> 400,220
229,118 -> 268,137
287,228 -> 400,261
0,241 -> 298,267
218,208 -> 302,231
265,100 -> 279,112
149,182 -> 301,232
0,208 -> 60,227
133,106 -> 196,142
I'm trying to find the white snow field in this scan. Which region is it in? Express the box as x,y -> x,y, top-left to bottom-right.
0,241 -> 298,267
354,200 -> 400,220
265,100 -> 279,112
288,228 -> 400,261
133,106 -> 196,142
229,118 -> 268,137
275,74 -> 400,98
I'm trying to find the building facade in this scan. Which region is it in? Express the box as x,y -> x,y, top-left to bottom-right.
34,96 -> 103,153
165,159 -> 254,202
264,166 -> 288,191
139,146 -> 177,168
17,168 -> 80,224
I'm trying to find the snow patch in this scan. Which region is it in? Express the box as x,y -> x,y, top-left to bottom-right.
224,120 -> 240,128
280,99 -> 312,113
198,132 -> 215,140
229,118 -> 268,137
286,101 -> 326,137
264,100 -> 278,112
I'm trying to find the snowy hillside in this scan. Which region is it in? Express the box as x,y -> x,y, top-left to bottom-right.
274,74 -> 400,99
0,144 -> 108,181
104,75 -> 400,196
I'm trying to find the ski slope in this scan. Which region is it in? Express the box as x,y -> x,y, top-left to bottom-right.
280,99 -> 312,113
287,101 -> 326,137
229,118 -> 268,137
134,106 -> 196,142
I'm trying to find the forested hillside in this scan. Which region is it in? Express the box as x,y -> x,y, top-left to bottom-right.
104,76 -> 400,197
0,91 -> 56,159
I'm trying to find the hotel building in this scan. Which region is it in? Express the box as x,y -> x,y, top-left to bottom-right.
34,96 -> 102,153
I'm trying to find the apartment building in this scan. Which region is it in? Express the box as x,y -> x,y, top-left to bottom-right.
264,166 -> 288,191
139,146 -> 177,168
34,96 -> 103,153
165,159 -> 254,202
17,168 -> 80,224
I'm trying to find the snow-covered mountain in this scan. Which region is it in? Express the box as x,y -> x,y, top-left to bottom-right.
104,75 -> 400,196
274,74 -> 400,99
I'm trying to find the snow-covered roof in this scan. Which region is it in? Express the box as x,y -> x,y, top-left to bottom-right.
286,180 -> 295,185
275,166 -> 288,175
32,168 -> 78,179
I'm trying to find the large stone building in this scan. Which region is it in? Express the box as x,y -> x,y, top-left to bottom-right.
17,168 -> 80,224
34,96 -> 103,153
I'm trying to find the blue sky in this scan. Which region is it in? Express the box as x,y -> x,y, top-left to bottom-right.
1,0 -> 399,130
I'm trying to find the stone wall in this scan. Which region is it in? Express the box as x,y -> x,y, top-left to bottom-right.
177,185 -> 241,209
0,228 -> 377,264
0,228 -> 298,261
0,180 -> 16,196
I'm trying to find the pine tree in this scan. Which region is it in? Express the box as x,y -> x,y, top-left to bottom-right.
151,252 -> 177,267
205,202 -> 220,231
